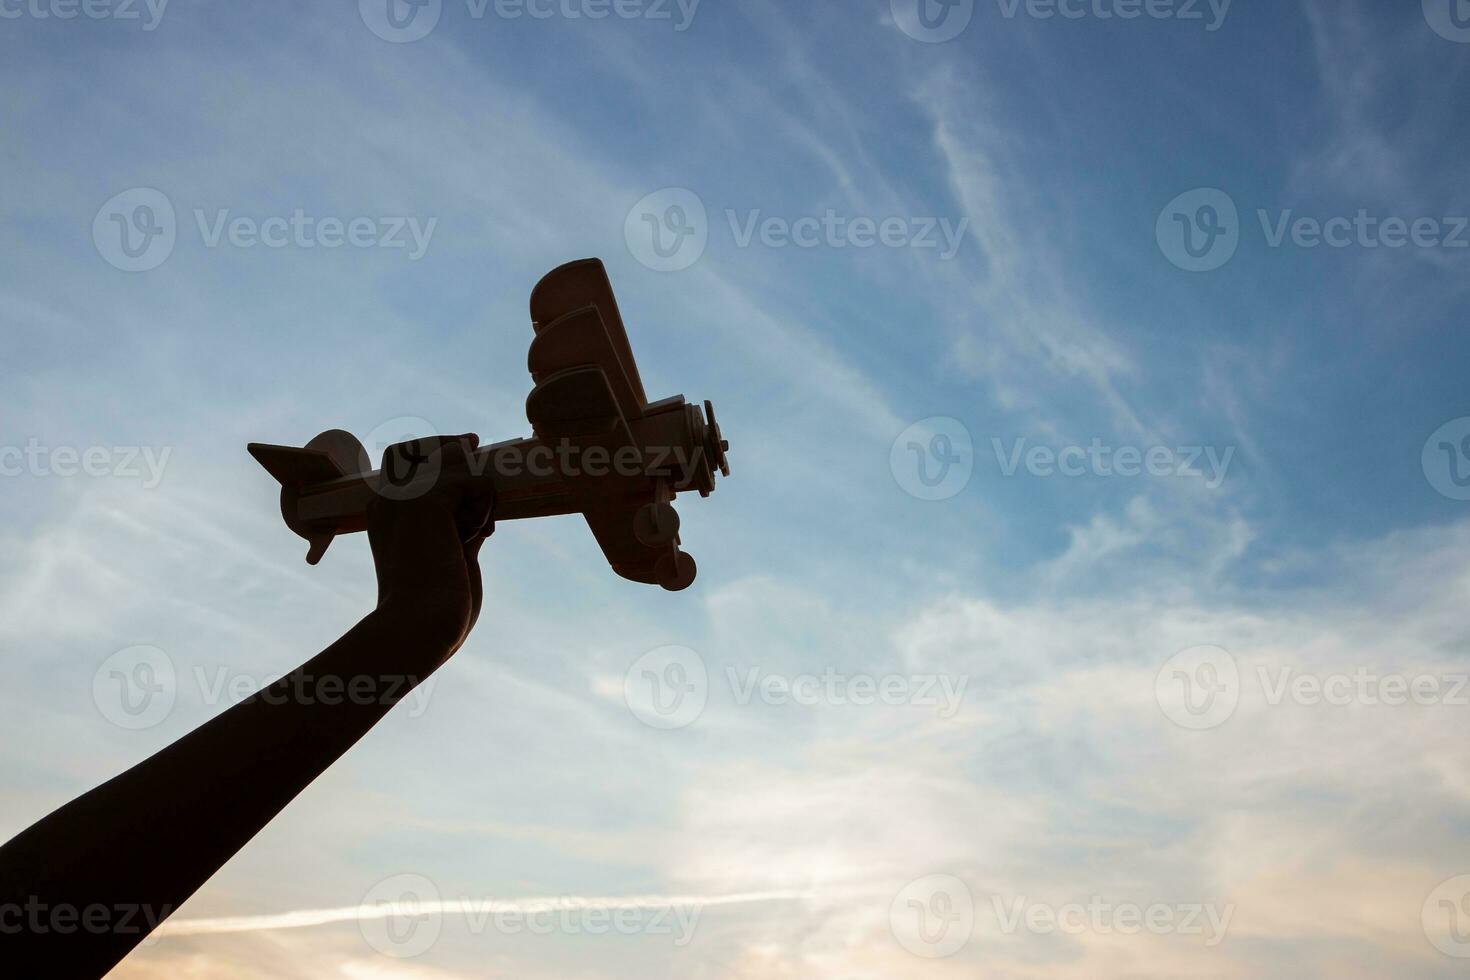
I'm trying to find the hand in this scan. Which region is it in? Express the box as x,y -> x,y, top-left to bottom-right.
0,440 -> 492,980
366,434 -> 495,662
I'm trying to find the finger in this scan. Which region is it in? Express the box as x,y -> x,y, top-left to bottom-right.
410,437 -> 492,542
455,482 -> 495,543
434,438 -> 493,541
464,534 -> 485,611
432,435 -> 492,540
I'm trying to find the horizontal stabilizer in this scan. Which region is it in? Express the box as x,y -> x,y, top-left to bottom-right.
247,443 -> 345,488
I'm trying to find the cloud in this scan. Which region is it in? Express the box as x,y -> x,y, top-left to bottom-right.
619,518 -> 1470,977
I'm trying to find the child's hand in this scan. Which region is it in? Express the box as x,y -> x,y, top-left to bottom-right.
366,434 -> 495,662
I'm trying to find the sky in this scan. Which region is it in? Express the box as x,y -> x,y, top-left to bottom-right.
3,0 -> 1470,976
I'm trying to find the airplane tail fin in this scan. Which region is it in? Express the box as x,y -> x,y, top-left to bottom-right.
247,430 -> 369,564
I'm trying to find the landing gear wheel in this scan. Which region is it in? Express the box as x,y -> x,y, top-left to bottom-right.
633,501 -> 681,547
655,550 -> 697,592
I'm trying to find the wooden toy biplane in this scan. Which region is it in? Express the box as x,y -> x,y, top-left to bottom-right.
247,259 -> 729,591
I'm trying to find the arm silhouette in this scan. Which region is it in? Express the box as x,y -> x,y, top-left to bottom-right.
0,436 -> 493,978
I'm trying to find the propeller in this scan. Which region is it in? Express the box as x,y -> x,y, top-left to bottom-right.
704,399 -> 730,479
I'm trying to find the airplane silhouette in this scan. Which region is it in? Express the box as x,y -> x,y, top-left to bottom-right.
248,258 -> 730,590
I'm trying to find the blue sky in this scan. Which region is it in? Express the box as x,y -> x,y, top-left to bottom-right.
3,0 -> 1470,976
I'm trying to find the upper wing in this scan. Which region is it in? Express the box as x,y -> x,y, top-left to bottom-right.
529,258 -> 647,408
528,306 -> 646,423
524,364 -> 634,445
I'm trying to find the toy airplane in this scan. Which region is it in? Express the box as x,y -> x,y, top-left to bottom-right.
247,259 -> 729,591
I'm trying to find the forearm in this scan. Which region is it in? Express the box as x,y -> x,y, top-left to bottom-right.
0,607 -> 454,977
